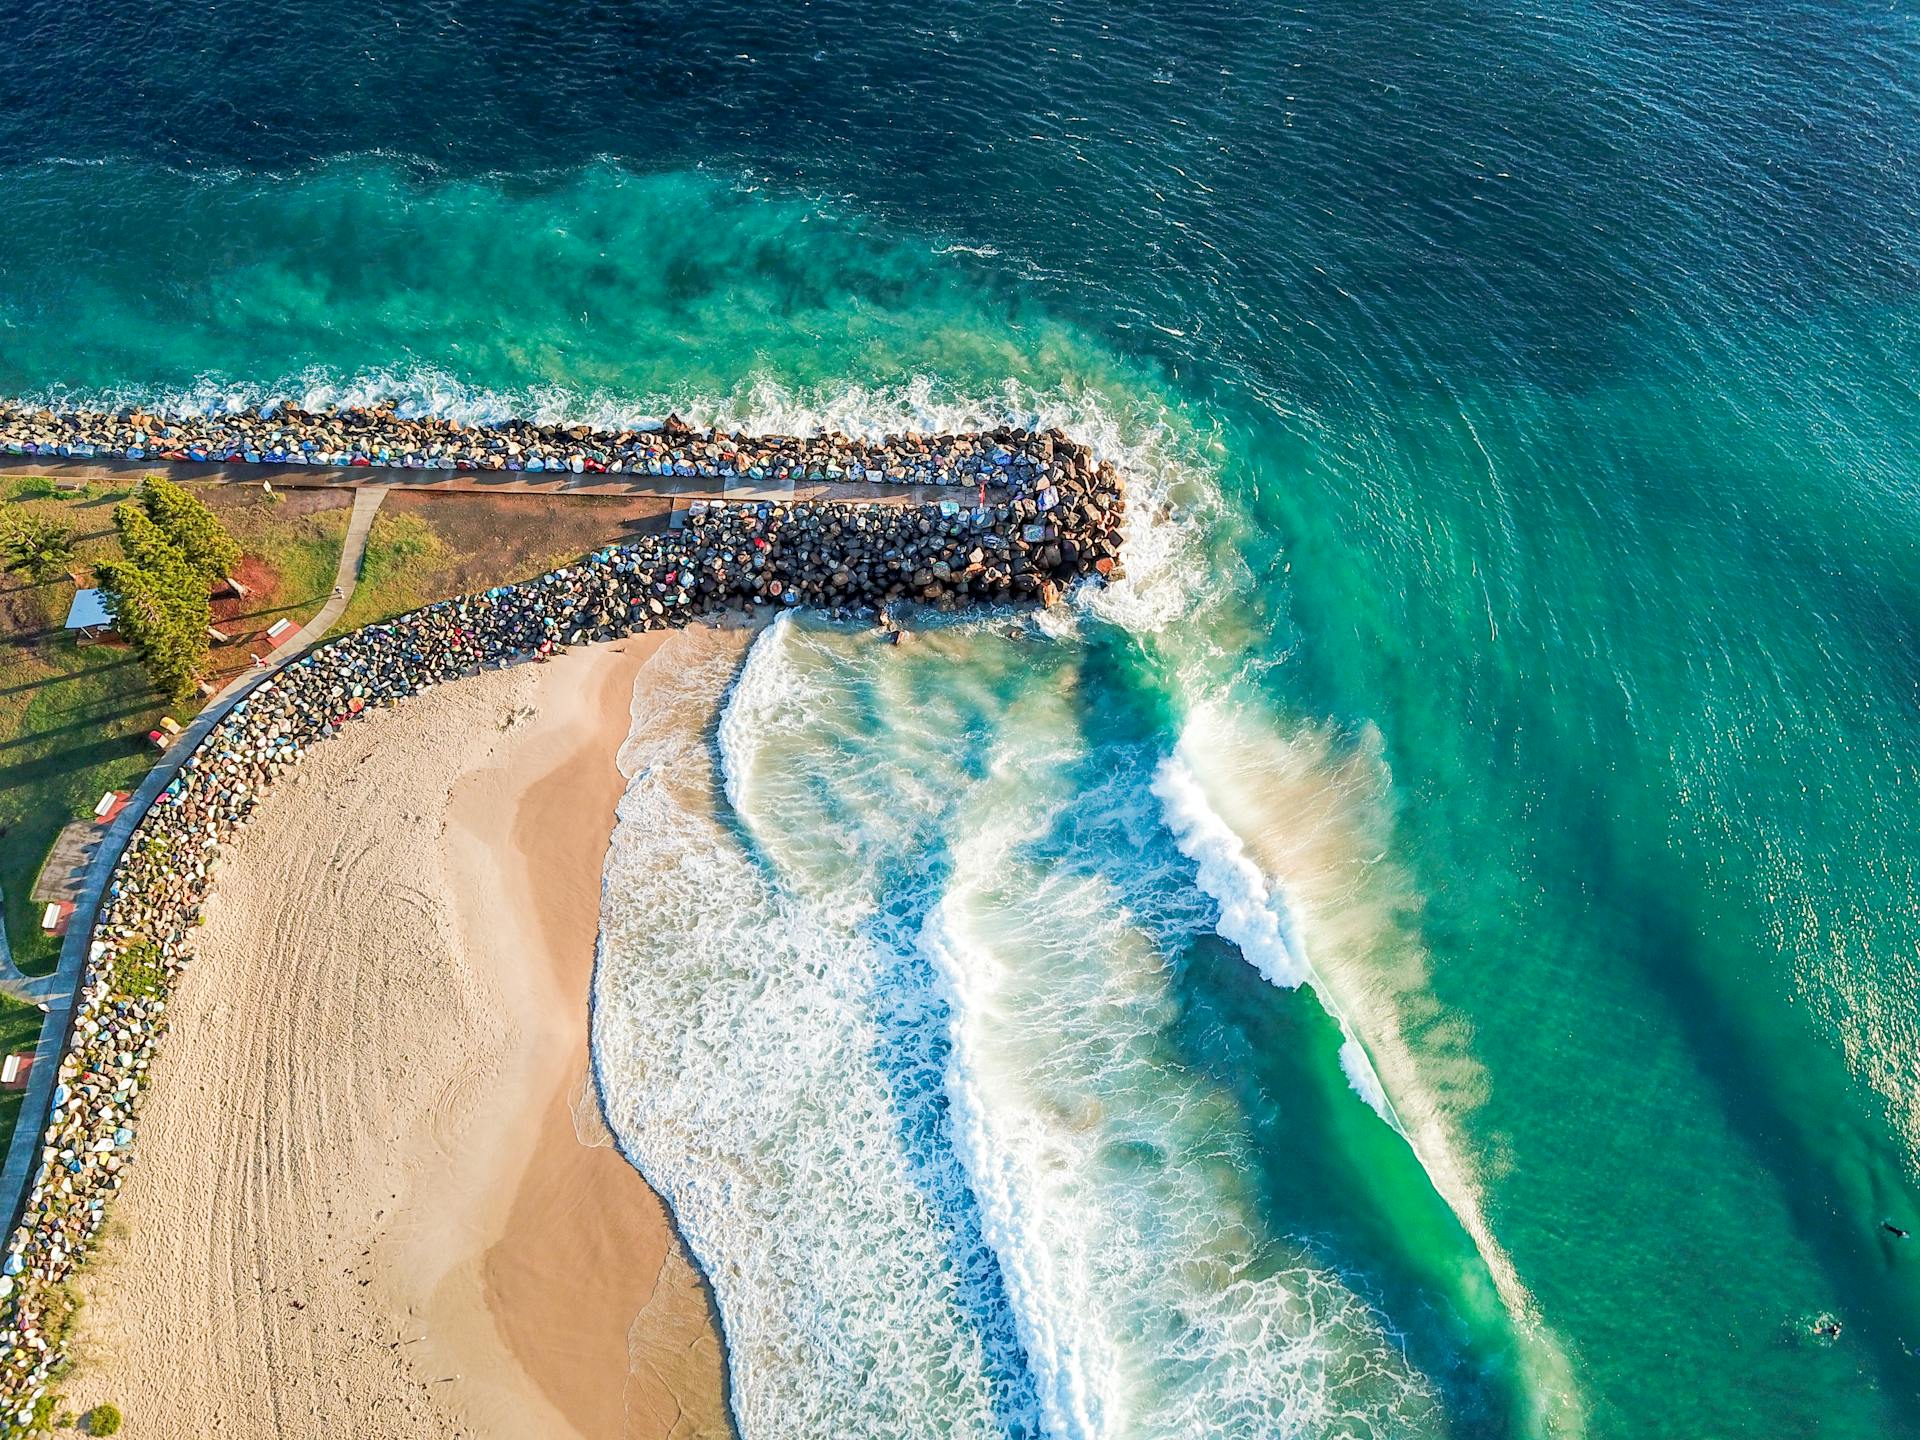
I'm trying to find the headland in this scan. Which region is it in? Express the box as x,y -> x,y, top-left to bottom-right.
0,416 -> 1126,1433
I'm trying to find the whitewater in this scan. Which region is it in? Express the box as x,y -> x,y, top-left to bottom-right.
587,393 -> 1555,1438
597,612 -> 1443,1438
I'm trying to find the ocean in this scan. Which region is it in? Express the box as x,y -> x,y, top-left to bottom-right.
4,1 -> 1917,1434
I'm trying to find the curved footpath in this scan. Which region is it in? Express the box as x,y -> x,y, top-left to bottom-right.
0,429 -> 1125,1430
0,488 -> 386,1204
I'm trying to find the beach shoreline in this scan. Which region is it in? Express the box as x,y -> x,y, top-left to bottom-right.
454,638 -> 734,1440
60,642 -> 732,1438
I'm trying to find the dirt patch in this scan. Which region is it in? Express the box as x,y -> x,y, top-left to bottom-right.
201,482 -> 351,528
210,556 -> 281,626
0,580 -> 58,651
205,556 -> 290,677
390,490 -> 672,591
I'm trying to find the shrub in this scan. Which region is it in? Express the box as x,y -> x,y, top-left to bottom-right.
84,1402 -> 122,1436
113,939 -> 166,1000
0,512 -> 76,581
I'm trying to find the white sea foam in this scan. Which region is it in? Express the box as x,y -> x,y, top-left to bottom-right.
599,619 -> 1443,1440
596,623 -> 1040,1439
918,730 -> 1440,1440
713,610 -> 806,821
1155,701 -> 1587,1436
922,898 -> 1115,1440
1340,1038 -> 1395,1120
569,372 -> 1528,1436
1150,743 -> 1400,1128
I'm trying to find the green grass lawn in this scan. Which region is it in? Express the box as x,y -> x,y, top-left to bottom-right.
0,1002 -> 48,1146
328,508 -> 449,636
0,480 -> 167,979
0,481 -> 347,978
0,636 -> 166,978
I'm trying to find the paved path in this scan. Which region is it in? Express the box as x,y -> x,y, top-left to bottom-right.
0,488 -> 389,1229
0,454 -> 969,509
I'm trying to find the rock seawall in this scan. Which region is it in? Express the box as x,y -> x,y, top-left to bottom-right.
0,440 -> 1125,1433
0,401 -> 1075,488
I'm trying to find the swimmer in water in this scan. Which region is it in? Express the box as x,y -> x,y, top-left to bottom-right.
1883,1221 -> 1910,1240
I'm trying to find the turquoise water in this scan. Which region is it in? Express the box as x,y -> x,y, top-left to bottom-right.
4,2 -> 1918,1434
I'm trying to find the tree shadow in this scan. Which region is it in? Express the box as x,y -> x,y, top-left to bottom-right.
0,654 -> 145,699
0,695 -> 155,746
0,573 -> 72,597
0,722 -> 150,785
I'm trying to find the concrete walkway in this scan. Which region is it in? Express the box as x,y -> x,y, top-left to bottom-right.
0,454 -> 969,509
0,488 -> 388,1229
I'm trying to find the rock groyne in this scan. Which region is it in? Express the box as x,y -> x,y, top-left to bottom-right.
0,441 -> 1125,1433
0,401 -> 1073,488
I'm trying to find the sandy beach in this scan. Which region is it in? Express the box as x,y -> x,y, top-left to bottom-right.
62,641 -> 733,1439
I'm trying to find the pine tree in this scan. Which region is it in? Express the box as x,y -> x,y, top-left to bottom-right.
112,502 -> 179,572
97,555 -> 211,699
102,503 -> 213,699
0,512 -> 76,580
137,473 -> 241,585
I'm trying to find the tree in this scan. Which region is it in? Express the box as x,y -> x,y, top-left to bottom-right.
96,555 -> 209,699
137,473 -> 241,584
111,502 -> 180,573
85,1402 -> 123,1436
0,512 -> 76,580
100,505 -> 212,699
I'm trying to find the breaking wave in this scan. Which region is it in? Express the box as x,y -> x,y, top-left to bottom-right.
595,608 -> 1500,1438
1154,701 -> 1586,1436
596,625 -> 1041,1437
1151,742 -> 1403,1128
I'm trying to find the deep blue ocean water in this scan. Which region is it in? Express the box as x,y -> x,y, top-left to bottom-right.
3,2 -> 1917,1435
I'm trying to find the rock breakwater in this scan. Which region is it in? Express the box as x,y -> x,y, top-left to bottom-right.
0,447 -> 1125,1433
0,401 -> 1075,489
